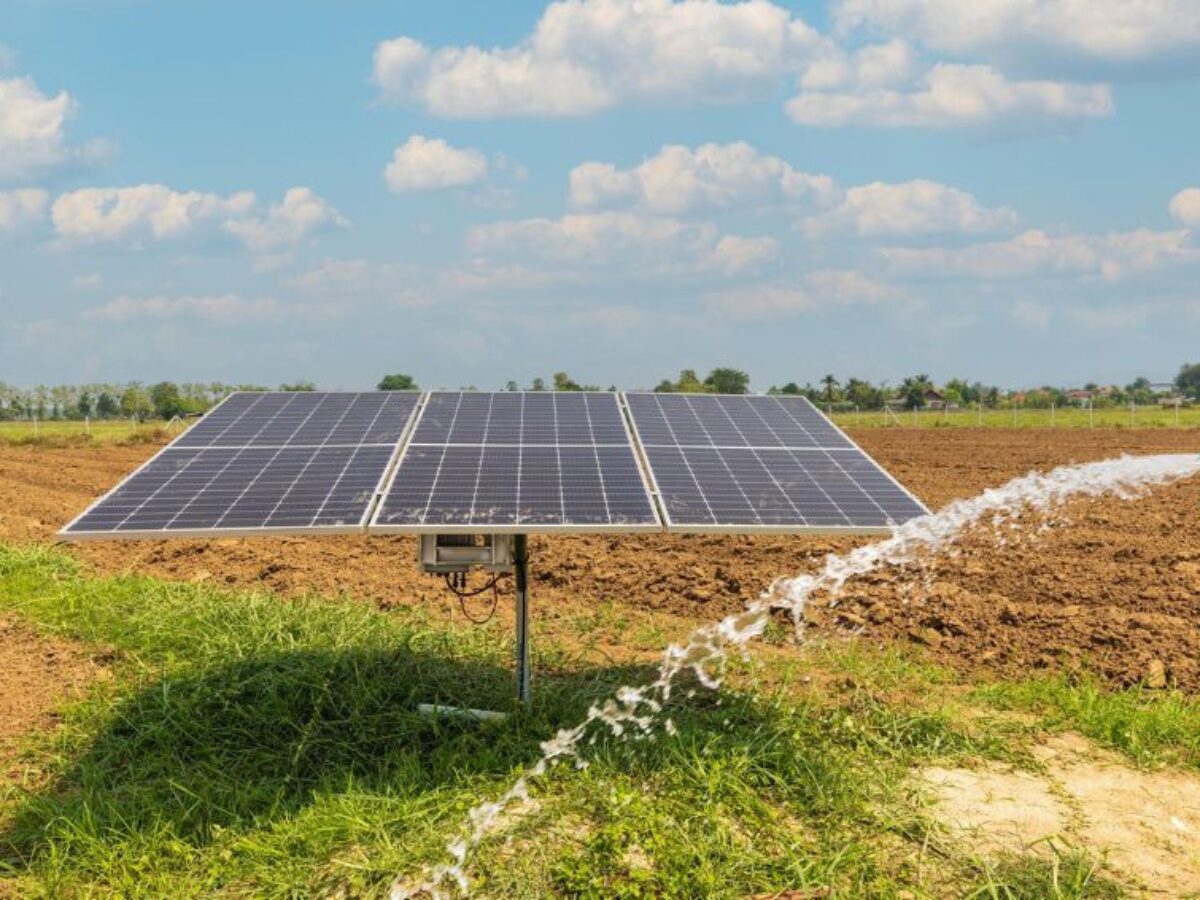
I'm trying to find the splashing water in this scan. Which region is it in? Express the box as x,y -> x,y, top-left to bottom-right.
393,453 -> 1200,898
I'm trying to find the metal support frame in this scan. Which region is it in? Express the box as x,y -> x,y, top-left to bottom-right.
513,534 -> 531,708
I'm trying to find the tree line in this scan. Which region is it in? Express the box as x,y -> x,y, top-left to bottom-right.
3,364 -> 1197,421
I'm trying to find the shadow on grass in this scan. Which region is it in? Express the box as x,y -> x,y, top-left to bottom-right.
0,642 -> 657,873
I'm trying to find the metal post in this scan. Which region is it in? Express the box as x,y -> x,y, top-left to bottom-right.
513,534 -> 531,708
1050,403 -> 1055,427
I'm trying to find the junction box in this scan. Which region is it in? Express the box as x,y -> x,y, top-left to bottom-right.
418,533 -> 515,574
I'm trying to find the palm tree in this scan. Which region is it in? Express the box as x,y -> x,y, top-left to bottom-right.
820,374 -> 839,403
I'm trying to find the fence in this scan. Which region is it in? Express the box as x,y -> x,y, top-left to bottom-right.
0,417 -> 176,443
828,402 -> 1200,430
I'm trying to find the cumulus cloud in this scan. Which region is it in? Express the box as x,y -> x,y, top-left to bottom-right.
884,228 -> 1194,281
223,187 -> 347,251
1169,187 -> 1200,227
82,294 -> 335,326
0,76 -> 113,182
469,210 -> 776,275
52,184 -> 255,242
787,62 -> 1112,131
373,0 -> 822,117
51,184 -> 344,250
832,0 -> 1200,69
706,269 -> 900,318
384,135 -> 489,193
568,141 -> 836,214
0,188 -> 47,231
802,179 -> 1018,237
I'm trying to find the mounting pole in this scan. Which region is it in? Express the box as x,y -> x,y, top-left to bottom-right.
513,534 -> 531,708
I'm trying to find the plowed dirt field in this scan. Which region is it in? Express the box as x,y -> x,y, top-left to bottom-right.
3,428 -> 1199,689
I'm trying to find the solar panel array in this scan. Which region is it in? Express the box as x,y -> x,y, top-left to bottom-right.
63,392 -> 420,538
372,392 -> 661,531
626,393 -> 928,532
62,390 -> 928,540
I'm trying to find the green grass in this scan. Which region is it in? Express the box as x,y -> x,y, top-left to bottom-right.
973,677 -> 1200,769
831,405 -> 1200,429
3,544 -> 1197,897
0,419 -> 174,446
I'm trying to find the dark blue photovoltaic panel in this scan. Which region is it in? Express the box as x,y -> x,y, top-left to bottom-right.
64,445 -> 395,535
625,392 -> 852,450
626,393 -> 927,531
412,391 -> 628,446
373,392 -> 660,530
62,391 -> 421,538
176,391 -> 420,448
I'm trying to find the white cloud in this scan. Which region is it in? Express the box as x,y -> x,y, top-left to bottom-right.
52,184 -> 255,243
1169,187 -> 1200,227
384,135 -> 489,193
0,76 -> 113,182
0,188 -> 47,231
223,187 -> 347,251
70,272 -> 103,290
802,179 -> 1018,237
787,62 -> 1112,130
51,184 -> 344,251
706,269 -> 899,319
884,228 -> 1194,281
710,234 -> 779,273
832,0 -> 1200,68
469,210 -> 777,276
568,141 -> 836,214
82,294 -> 335,326
798,38 -> 919,90
373,0 -> 822,118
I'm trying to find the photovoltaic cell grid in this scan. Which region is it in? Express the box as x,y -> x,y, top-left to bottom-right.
372,392 -> 660,531
626,393 -> 929,531
62,392 -> 420,537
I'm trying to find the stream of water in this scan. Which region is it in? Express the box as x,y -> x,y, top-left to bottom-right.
393,453 -> 1200,898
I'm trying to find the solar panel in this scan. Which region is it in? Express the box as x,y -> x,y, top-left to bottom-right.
372,392 -> 661,532
625,393 -> 928,533
61,392 -> 420,539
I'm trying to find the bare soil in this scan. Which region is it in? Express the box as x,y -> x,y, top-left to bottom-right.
921,733 -> 1200,895
2,428 -> 1199,689
0,616 -> 108,779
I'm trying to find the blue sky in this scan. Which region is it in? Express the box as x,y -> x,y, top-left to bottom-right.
2,0 -> 1198,391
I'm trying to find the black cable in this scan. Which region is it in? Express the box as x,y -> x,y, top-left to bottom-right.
443,571 -> 506,624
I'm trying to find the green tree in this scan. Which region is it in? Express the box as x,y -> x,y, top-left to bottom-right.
76,391 -> 93,418
530,377 -> 546,391
653,379 -> 677,393
675,369 -> 707,393
95,392 -> 119,418
377,374 -> 417,391
120,385 -> 153,421
1177,363 -> 1200,400
843,377 -> 881,409
778,382 -> 801,395
279,381 -> 316,392
704,367 -> 750,394
504,380 -> 519,392
900,374 -> 933,410
149,382 -> 187,419
820,374 -> 839,403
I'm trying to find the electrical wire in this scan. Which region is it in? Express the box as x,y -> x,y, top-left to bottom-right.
442,571 -> 507,624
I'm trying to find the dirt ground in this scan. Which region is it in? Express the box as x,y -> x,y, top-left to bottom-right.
921,733 -> 1200,894
0,616 -> 109,781
2,428 -> 1199,689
